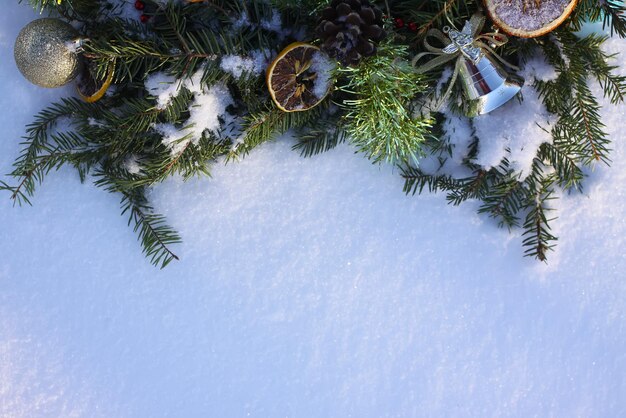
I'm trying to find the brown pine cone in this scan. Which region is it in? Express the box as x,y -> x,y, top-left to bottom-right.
316,0 -> 386,66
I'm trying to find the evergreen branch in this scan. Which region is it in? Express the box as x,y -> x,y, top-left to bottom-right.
574,93 -> 602,162
23,0 -> 98,18
124,192 -> 181,269
2,98 -> 96,205
230,104 -> 324,159
564,75 -> 611,165
127,201 -> 180,268
144,135 -> 232,185
570,0 -> 626,38
537,142 -> 584,191
94,169 -> 181,268
390,0 -> 477,34
292,122 -> 348,157
477,165 -> 526,229
337,42 -> 432,164
400,165 -> 464,195
521,181 -> 557,262
415,0 -> 458,36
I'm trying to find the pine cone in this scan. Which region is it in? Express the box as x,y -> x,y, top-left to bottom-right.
316,0 -> 386,66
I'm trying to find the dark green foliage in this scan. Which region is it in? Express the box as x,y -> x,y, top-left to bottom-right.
570,0 -> 626,37
292,119 -> 349,157
388,0 -> 478,42
229,104 -> 328,159
9,0 -> 430,266
6,0 -> 322,267
7,0 -> 626,265
401,17 -> 626,260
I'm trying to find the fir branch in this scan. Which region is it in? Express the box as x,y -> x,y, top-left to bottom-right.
1,98 -> 96,205
400,165 -> 464,195
536,142 -> 584,191
292,124 -> 348,158
124,195 -> 181,269
133,134 -> 232,187
570,0 -> 626,38
390,0 -> 478,39
571,82 -> 608,164
476,162 -> 527,230
521,172 -> 558,262
94,169 -> 181,268
82,2 -> 246,84
337,42 -> 432,164
230,104 -> 324,159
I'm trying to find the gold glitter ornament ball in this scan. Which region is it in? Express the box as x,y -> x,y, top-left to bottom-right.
14,18 -> 82,88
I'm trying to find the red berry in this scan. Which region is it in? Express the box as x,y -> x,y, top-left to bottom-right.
394,17 -> 404,29
408,22 -> 418,32
134,0 -> 145,10
140,14 -> 150,23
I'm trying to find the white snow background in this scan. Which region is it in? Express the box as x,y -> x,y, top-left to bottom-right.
1,3 -> 626,417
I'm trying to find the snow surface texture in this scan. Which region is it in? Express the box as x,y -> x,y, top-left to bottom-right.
2,4 -> 626,418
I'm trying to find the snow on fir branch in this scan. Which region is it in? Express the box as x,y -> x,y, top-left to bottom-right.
4,0 -> 626,266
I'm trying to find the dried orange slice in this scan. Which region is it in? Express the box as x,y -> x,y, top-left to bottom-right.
484,0 -> 578,38
77,60 -> 115,103
266,42 -> 333,112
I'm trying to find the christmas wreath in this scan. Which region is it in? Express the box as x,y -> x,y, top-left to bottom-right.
3,0 -> 625,267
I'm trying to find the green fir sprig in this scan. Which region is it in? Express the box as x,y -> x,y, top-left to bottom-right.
336,42 -> 432,164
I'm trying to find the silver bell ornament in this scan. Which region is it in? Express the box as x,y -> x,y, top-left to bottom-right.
413,14 -> 524,115
14,18 -> 83,88
457,51 -> 524,114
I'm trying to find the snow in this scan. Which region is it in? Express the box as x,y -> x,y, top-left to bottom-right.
522,52 -> 558,82
439,57 -> 558,180
231,10 -> 251,31
124,155 -> 142,175
472,83 -> 557,179
232,8 -> 285,37
149,69 -> 234,155
220,51 -> 269,79
310,51 -> 335,99
442,111 -> 473,167
144,72 -> 181,110
2,3 -> 626,418
260,8 -> 282,33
